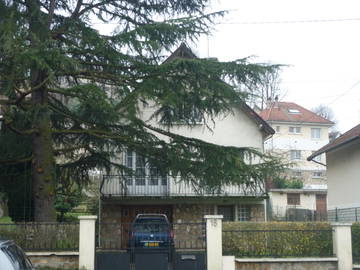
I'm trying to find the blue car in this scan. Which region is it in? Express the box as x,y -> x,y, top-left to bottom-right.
129,214 -> 174,249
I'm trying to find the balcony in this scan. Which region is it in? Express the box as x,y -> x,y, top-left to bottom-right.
100,175 -> 265,198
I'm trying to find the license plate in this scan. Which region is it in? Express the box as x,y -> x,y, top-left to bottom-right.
144,242 -> 159,247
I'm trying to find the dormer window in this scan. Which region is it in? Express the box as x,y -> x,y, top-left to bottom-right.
288,109 -> 301,114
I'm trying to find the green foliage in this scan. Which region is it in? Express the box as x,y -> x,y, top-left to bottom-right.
55,184 -> 83,222
352,223 -> 360,264
0,216 -> 13,223
223,222 -> 333,258
0,0 -> 285,220
0,223 -> 79,251
272,177 -> 303,189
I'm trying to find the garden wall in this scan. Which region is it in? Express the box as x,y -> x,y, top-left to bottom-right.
27,252 -> 79,269
235,258 -> 338,270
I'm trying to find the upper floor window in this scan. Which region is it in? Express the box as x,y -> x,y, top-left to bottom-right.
290,150 -> 301,160
312,171 -> 324,178
311,128 -> 321,139
289,126 -> 301,134
288,109 -> 301,114
175,104 -> 203,124
124,150 -> 167,186
275,126 -> 280,132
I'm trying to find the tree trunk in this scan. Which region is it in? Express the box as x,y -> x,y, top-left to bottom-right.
28,0 -> 56,221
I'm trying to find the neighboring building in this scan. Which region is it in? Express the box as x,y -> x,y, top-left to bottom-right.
308,123 -> 360,222
269,188 -> 327,221
99,45 -> 275,245
259,101 -> 333,220
259,101 -> 334,187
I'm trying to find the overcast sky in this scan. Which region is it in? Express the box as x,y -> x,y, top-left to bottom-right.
192,0 -> 360,133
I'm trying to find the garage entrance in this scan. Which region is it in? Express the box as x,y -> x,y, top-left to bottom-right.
96,221 -> 206,270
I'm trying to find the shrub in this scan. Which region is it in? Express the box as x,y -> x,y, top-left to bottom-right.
222,222 -> 332,258
352,223 -> 360,264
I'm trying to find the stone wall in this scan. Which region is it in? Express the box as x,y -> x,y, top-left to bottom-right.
27,252 -> 78,269
250,205 -> 265,222
235,259 -> 337,270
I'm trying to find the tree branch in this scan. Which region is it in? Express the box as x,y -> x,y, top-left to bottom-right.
0,155 -> 33,165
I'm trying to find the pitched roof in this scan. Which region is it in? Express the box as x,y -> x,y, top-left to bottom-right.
308,123 -> 360,160
163,43 -> 197,63
259,102 -> 334,125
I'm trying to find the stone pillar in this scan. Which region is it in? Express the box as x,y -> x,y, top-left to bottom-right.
79,216 -> 97,270
204,215 -> 223,270
222,256 -> 235,270
332,223 -> 352,270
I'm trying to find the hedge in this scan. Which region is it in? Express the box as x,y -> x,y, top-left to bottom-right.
352,222 -> 360,264
222,222 -> 333,258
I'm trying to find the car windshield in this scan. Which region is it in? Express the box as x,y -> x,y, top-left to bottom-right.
133,219 -> 169,233
2,244 -> 33,270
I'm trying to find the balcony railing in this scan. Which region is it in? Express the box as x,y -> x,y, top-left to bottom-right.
100,175 -> 265,197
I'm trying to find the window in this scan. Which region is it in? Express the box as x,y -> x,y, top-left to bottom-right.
311,128 -> 321,139
312,171 -> 323,178
289,126 -> 301,134
287,193 -> 300,205
217,205 -> 234,221
175,104 -> 202,123
124,151 -> 167,186
237,205 -> 251,221
288,109 -> 301,114
290,150 -> 301,160
275,126 -> 280,132
293,171 -> 302,178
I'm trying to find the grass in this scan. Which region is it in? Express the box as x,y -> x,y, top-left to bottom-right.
0,216 -> 13,223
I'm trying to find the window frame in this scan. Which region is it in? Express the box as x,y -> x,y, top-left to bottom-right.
290,150 -> 301,160
124,151 -> 168,186
289,126 -> 301,134
311,128 -> 321,139
287,193 -> 300,205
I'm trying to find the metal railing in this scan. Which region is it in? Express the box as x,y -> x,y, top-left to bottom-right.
100,175 -> 264,197
270,206 -> 328,222
328,207 -> 360,222
97,222 -> 206,251
0,222 -> 79,251
222,228 -> 333,258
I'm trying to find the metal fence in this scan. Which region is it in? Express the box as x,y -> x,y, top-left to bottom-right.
0,222 -> 79,251
97,222 -> 206,250
270,206 -> 328,222
223,229 -> 333,258
328,207 -> 360,222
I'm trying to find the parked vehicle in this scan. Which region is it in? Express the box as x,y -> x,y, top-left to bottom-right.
129,214 -> 174,249
0,239 -> 34,270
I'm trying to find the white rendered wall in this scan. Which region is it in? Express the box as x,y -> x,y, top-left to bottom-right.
269,191 -> 317,217
327,141 -> 360,209
141,103 -> 264,150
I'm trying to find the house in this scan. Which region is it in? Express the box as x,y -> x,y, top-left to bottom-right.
259,101 -> 333,220
99,45 -> 275,239
308,123 -> 360,222
269,188 -> 327,221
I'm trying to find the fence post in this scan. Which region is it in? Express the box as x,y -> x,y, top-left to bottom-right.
79,215 -> 97,270
332,223 -> 352,270
204,215 -> 223,270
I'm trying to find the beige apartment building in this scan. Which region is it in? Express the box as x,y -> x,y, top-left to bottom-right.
260,102 -> 334,219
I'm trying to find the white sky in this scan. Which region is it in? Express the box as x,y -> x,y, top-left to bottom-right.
96,0 -> 360,133
193,0 -> 360,133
